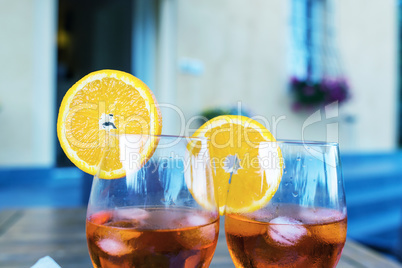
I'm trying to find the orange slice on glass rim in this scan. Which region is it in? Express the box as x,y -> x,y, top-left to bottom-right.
57,70 -> 162,179
191,115 -> 283,215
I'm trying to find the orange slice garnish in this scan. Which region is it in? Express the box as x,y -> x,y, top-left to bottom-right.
192,115 -> 283,215
57,70 -> 162,179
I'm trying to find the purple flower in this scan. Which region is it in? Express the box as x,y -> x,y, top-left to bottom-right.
290,76 -> 350,110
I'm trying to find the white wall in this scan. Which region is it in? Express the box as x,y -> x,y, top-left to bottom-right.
173,0 -> 398,151
0,0 -> 57,166
336,0 -> 398,151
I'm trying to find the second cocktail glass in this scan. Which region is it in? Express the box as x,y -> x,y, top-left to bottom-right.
224,140 -> 347,268
86,134 -> 219,268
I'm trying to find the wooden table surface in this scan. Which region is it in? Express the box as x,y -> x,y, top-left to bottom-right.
0,208 -> 401,268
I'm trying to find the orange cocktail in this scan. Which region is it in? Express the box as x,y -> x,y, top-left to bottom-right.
87,208 -> 219,267
226,205 -> 347,267
222,140 -> 347,268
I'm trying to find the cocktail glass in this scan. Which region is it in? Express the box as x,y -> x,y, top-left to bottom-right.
86,134 -> 219,268
225,140 -> 347,267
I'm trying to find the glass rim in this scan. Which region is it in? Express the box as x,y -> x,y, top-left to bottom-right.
119,134 -> 338,147
119,133 -> 210,141
275,139 -> 339,147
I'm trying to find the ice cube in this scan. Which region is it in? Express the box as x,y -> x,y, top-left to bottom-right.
299,208 -> 344,224
247,209 -> 274,222
300,208 -> 347,244
268,217 -> 307,246
114,208 -> 149,221
199,223 -> 217,243
177,223 -> 217,249
172,212 -> 212,229
185,214 -> 209,227
97,238 -> 133,256
176,214 -> 217,249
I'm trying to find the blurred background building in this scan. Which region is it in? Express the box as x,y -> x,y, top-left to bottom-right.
0,0 -> 399,168
0,0 -> 401,261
